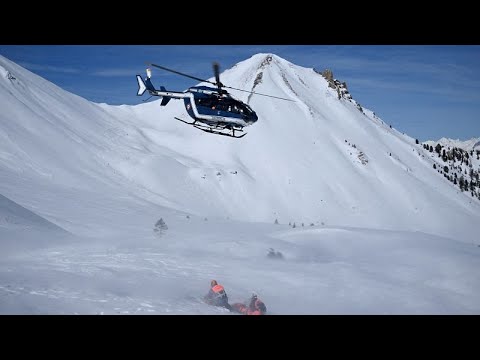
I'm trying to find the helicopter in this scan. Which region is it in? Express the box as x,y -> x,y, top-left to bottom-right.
136,62 -> 293,138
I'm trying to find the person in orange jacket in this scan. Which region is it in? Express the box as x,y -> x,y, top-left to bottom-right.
204,280 -> 232,311
231,293 -> 267,315
247,293 -> 267,315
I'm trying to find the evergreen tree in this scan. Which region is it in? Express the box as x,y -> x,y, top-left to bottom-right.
274,218 -> 279,225
154,218 -> 168,236
155,218 -> 168,230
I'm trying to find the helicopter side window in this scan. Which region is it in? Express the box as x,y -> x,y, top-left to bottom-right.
195,97 -> 212,108
215,98 -> 226,111
228,104 -> 241,114
218,100 -> 237,114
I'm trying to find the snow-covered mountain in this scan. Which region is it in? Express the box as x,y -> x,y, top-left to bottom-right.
1,53 -> 479,315
425,137 -> 480,152
2,53 -> 478,242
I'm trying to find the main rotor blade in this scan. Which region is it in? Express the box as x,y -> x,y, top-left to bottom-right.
149,62 -> 294,101
225,86 -> 295,102
149,63 -> 215,85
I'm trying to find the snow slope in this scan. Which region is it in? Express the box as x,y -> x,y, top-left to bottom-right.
1,53 -> 479,314
105,54 -> 480,243
0,193 -> 66,232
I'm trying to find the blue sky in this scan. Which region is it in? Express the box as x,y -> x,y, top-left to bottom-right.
1,45 -> 479,142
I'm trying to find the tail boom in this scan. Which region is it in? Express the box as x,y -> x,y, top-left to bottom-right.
136,74 -> 187,105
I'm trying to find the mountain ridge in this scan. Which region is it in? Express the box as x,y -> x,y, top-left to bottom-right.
425,137 -> 480,151
1,53 -> 479,243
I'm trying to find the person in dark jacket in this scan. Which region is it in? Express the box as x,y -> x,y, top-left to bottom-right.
204,280 -> 232,311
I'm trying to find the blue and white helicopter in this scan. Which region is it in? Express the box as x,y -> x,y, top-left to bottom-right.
136,62 -> 292,138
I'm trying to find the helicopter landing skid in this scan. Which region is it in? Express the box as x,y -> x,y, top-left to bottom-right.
174,117 -> 247,138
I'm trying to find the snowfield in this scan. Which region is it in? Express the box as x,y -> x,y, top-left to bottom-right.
1,53 -> 479,314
